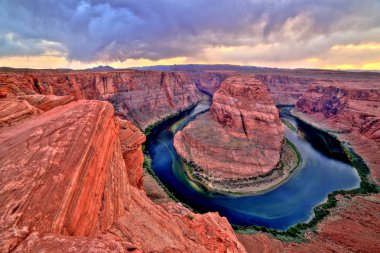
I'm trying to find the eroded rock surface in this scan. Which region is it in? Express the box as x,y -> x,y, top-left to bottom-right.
0,100 -> 245,253
119,119 -> 146,189
0,70 -> 205,130
294,83 -> 380,183
17,94 -> 76,111
256,74 -> 313,105
0,99 -> 41,128
191,71 -> 229,95
174,74 -> 285,193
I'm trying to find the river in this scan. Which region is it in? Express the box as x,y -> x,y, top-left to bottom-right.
145,102 -> 360,230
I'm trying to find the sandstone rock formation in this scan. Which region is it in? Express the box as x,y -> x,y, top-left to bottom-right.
119,119 -> 146,189
0,99 -> 245,253
294,82 -> 380,183
191,71 -> 229,95
174,74 -> 285,193
17,94 -> 76,111
0,99 -> 41,128
256,74 -> 314,105
0,70 -> 205,130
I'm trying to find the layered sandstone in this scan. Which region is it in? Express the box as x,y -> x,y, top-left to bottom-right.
174,74 -> 285,193
0,70 -> 205,130
0,94 -> 77,128
0,99 -> 41,128
294,83 -> 380,183
17,94 -> 76,111
256,74 -> 314,105
119,119 -> 146,189
0,100 -> 245,253
191,71 -> 229,95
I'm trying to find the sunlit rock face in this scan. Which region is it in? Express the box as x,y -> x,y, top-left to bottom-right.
0,70 -> 205,130
0,99 -> 245,253
174,74 -> 284,192
294,81 -> 380,183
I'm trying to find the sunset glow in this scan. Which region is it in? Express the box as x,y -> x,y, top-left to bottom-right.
0,0 -> 379,70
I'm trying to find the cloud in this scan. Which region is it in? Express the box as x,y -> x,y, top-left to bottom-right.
0,0 -> 379,64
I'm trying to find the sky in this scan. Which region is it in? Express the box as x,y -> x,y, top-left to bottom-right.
0,0 -> 380,70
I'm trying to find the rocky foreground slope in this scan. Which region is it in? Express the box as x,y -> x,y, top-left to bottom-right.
0,70 -> 206,130
0,97 -> 245,252
174,74 -> 286,193
293,82 -> 380,183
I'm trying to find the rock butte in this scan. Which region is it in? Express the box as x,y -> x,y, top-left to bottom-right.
0,98 -> 245,253
174,74 -> 286,193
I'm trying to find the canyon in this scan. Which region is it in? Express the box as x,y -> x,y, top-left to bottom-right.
293,81 -> 380,183
0,67 -> 379,253
174,74 -> 288,193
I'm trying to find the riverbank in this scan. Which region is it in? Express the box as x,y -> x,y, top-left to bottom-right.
144,101 -> 366,243
233,110 -> 379,242
289,108 -> 378,192
143,102 -> 199,135
179,136 -> 302,196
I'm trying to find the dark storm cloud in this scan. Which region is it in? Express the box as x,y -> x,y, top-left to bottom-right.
0,0 -> 379,62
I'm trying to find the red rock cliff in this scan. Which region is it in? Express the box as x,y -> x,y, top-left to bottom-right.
191,71 -> 230,95
256,74 -> 314,105
0,99 -> 245,253
294,82 -> 380,183
0,70 -> 205,130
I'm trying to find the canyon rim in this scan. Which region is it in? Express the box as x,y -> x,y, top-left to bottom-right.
1,1 -> 380,253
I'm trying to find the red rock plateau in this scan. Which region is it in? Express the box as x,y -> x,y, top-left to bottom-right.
0,70 -> 205,130
0,98 -> 245,252
293,81 -> 380,183
174,74 -> 286,193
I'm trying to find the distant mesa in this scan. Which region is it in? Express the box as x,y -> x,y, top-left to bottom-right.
85,65 -> 115,71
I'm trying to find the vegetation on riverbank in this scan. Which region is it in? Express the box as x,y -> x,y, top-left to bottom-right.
180,137 -> 302,196
285,138 -> 302,172
143,103 -> 198,135
235,112 -> 379,242
282,119 -> 297,132
143,103 -> 379,243
143,155 -> 181,203
170,106 -> 210,134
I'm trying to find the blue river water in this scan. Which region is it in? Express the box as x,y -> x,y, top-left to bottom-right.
146,103 -> 360,230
